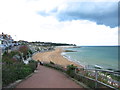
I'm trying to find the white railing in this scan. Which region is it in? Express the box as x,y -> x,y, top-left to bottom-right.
75,68 -> 120,89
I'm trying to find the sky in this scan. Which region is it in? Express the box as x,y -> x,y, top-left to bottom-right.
0,0 -> 119,46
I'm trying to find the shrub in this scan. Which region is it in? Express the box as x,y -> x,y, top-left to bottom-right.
2,57 -> 14,64
66,64 -> 77,78
28,60 -> 38,72
28,49 -> 33,56
43,63 -> 65,72
3,51 -> 19,58
15,66 -> 32,79
19,45 -> 29,56
2,51 -> 21,64
2,46 -> 38,87
2,60 -> 37,87
2,64 -> 17,86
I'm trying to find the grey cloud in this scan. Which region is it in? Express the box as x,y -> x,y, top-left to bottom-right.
38,1 -> 118,28
56,2 -> 118,28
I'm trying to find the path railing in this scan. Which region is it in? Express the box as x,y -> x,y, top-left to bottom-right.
75,68 -> 120,89
40,61 -> 120,89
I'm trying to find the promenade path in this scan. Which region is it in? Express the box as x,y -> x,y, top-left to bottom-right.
16,65 -> 84,88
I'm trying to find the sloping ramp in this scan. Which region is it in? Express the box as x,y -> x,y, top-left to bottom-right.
16,65 -> 84,88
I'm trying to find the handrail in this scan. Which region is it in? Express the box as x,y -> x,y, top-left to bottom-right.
77,67 -> 120,75
41,62 -> 120,89
83,68 -> 120,75
75,68 -> 120,89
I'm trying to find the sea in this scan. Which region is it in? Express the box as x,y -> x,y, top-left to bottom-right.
62,46 -> 119,71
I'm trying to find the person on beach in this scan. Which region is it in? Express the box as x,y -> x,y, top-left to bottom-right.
40,61 -> 43,65
38,60 -> 43,65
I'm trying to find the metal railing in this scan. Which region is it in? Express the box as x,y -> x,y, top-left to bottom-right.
39,61 -> 120,89
75,68 -> 120,89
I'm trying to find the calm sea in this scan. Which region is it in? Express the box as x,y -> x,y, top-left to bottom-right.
63,46 -> 119,70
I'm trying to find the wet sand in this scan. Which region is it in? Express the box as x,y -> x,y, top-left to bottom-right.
32,48 -> 83,68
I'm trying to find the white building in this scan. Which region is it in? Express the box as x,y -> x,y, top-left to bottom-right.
0,33 -> 14,50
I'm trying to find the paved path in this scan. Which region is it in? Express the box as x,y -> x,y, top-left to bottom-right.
16,65 -> 84,88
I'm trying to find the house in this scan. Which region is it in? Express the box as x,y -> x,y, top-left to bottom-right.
0,32 -> 14,51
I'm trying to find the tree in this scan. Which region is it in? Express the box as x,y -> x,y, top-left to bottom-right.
19,45 -> 29,60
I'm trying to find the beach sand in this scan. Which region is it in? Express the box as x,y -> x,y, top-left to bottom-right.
32,48 -> 83,68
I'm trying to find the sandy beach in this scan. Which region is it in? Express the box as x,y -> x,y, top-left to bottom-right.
32,48 -> 83,68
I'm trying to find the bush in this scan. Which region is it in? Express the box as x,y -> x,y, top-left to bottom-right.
43,63 -> 65,72
28,49 -> 33,56
19,45 -> 29,56
66,64 -> 77,74
2,51 -> 22,64
2,45 -> 38,87
15,64 -> 32,79
28,60 -> 38,72
2,64 -> 17,86
2,60 -> 37,87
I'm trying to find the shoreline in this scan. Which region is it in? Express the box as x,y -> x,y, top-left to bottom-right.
32,47 -> 83,68
61,53 -> 85,68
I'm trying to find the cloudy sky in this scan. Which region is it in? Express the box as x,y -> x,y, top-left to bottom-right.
0,0 -> 119,46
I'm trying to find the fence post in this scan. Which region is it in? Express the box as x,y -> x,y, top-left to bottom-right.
95,70 -> 98,88
75,68 -> 76,74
